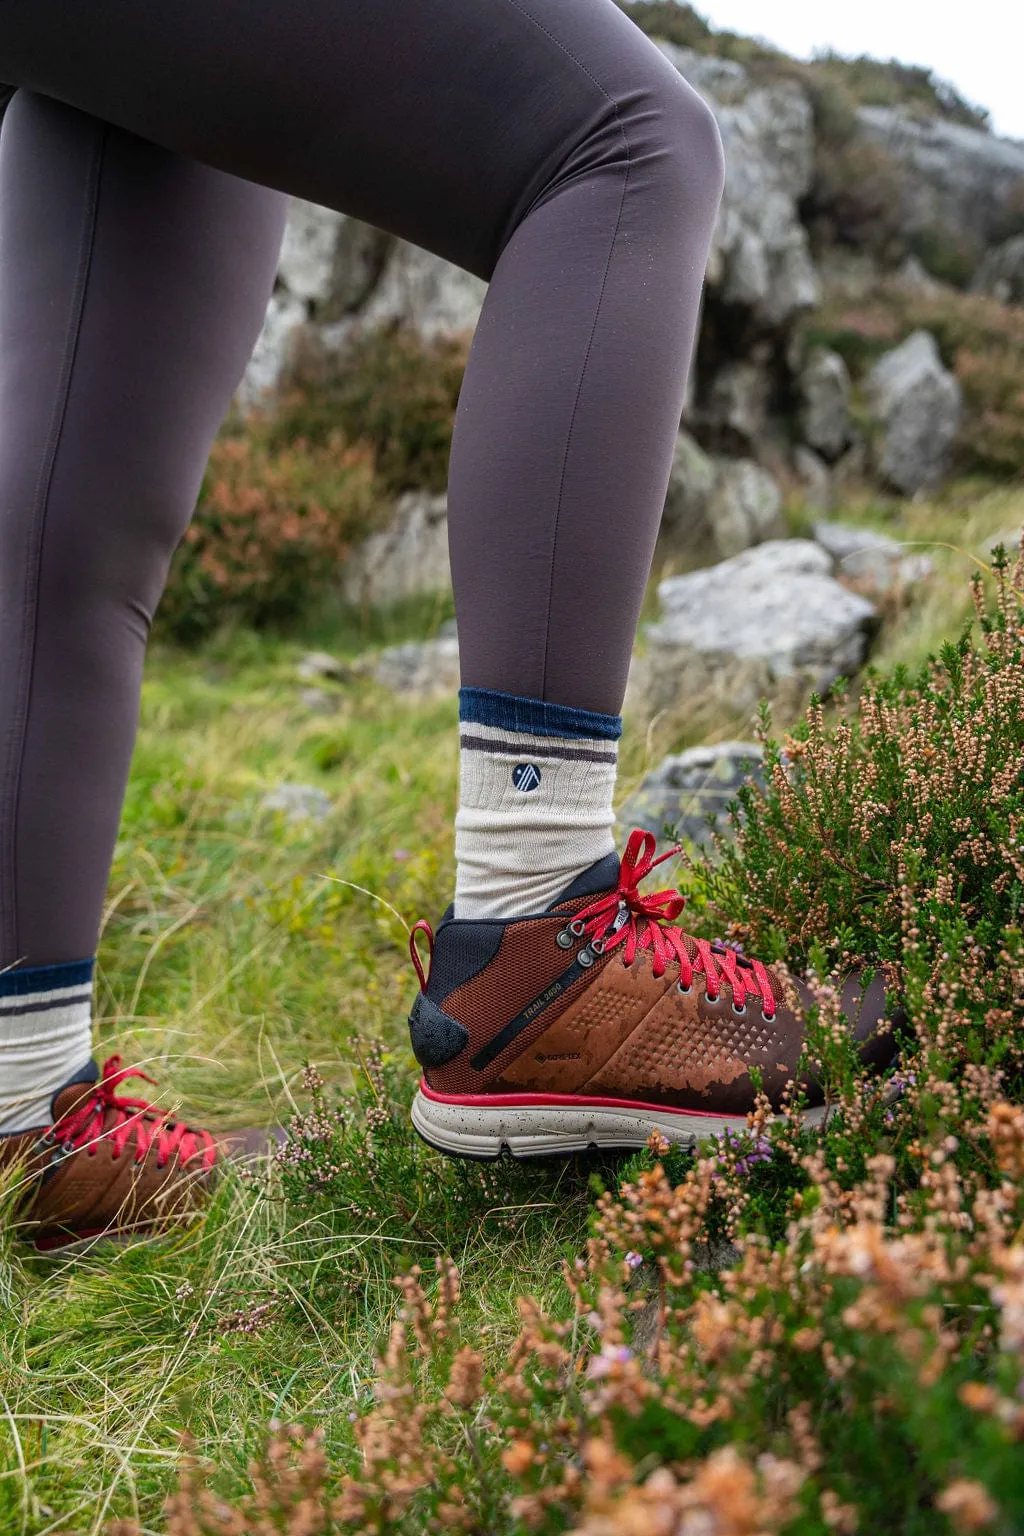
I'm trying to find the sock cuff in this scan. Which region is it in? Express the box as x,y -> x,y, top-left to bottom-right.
0,958 -> 95,999
459,687 -> 622,742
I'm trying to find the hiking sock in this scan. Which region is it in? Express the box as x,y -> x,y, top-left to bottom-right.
454,687 -> 621,919
0,960 -> 94,1133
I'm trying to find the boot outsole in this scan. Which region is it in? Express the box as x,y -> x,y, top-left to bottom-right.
411,1084 -> 828,1161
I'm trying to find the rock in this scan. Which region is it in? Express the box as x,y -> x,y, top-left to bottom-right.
797,348 -> 852,461
374,636 -> 461,695
854,106 -> 1024,268
972,234 -> 1024,307
641,540 -> 877,716
704,359 -> 770,449
300,688 -> 342,715
892,254 -> 942,296
661,430 -> 717,548
237,291 -> 307,408
342,491 -> 451,607
660,440 -> 782,563
354,242 -> 486,339
260,784 -> 333,823
616,741 -> 766,849
792,445 -> 833,513
867,331 -> 962,494
705,459 -> 784,559
277,200 -> 347,305
812,520 -> 933,595
296,651 -> 347,682
658,44 -> 819,327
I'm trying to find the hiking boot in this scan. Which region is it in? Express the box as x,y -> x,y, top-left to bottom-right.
0,1055 -> 277,1251
407,830 -> 897,1158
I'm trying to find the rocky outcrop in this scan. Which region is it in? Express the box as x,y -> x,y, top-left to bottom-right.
854,107 -> 1024,266
342,491 -> 450,607
972,235 -> 1024,307
867,331 -> 962,494
659,44 -> 819,328
661,432 -> 783,563
797,348 -> 852,461
636,540 -> 877,717
616,741 -> 765,850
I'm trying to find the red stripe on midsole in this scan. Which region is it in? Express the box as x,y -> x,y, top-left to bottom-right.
417,1077 -> 741,1121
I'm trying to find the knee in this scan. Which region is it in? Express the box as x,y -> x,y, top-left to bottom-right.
634,64 -> 726,228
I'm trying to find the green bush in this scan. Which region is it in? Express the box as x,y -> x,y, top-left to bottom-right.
270,320 -> 470,497
157,429 -> 378,644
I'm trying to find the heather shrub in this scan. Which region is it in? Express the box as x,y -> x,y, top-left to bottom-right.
270,320 -> 470,497
127,554 -> 1024,1534
157,429 -> 378,643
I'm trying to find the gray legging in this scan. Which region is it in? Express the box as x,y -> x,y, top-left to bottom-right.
0,0 -> 724,970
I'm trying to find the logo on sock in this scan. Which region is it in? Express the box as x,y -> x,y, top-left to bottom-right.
512,763 -> 542,792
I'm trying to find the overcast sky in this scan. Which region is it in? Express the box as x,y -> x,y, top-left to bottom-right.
696,0 -> 1024,140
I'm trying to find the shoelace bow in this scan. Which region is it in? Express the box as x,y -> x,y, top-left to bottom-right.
50,1055 -> 217,1171
569,829 -> 777,1019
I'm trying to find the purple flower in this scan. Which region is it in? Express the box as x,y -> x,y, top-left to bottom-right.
624,1251 -> 644,1270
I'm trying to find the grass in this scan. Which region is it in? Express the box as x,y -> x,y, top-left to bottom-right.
1,478 -> 1022,1533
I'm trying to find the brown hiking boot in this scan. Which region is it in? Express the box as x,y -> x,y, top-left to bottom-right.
408,830 -> 897,1158
0,1055 -> 277,1251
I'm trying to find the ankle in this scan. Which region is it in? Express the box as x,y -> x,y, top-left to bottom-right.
0,959 -> 94,1133
454,688 -> 621,920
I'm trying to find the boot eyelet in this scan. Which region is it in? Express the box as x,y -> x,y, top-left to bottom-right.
732,1001 -> 747,1016
61,1140 -> 76,1156
761,1008 -> 776,1023
706,990 -> 720,1004
569,919 -> 586,938
556,927 -> 575,949
578,946 -> 595,968
677,980 -> 692,995
590,938 -> 606,955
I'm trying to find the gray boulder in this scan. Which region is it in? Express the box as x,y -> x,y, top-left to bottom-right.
661,434 -> 782,562
867,331 -> 962,494
812,520 -> 933,596
972,234 -> 1024,307
792,445 -> 833,513
616,741 -> 765,850
342,491 -> 451,607
260,784 -> 333,824
658,45 -> 819,326
237,291 -> 307,408
798,348 -> 852,461
662,430 -> 718,548
705,459 -> 784,559
854,107 -> 1024,266
638,540 -> 876,716
704,358 -> 771,449
374,636 -> 461,696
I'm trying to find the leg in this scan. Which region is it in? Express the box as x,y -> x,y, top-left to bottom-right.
0,92 -> 287,972
0,0 -> 723,715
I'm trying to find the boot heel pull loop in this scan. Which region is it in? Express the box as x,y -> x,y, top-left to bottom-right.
409,920 -> 435,992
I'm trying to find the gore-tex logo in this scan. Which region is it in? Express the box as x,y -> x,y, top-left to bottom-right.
535,1051 -> 581,1063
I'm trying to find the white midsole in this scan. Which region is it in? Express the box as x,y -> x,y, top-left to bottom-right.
412,1089 -> 827,1159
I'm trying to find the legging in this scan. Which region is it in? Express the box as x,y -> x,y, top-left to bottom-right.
0,0 -> 724,970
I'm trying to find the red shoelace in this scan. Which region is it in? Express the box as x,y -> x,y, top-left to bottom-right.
569,829 -> 777,1020
50,1055 -> 217,1171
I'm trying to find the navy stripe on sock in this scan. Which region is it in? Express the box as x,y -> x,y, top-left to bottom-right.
0,991 -> 94,1018
0,958 -> 95,998
459,732 -> 617,765
459,687 -> 622,742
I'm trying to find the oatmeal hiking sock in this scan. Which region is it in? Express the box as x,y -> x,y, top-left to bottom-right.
0,960 -> 94,1133
454,688 -> 621,919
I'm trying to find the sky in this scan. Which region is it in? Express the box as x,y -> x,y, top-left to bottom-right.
696,0 -> 1024,140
